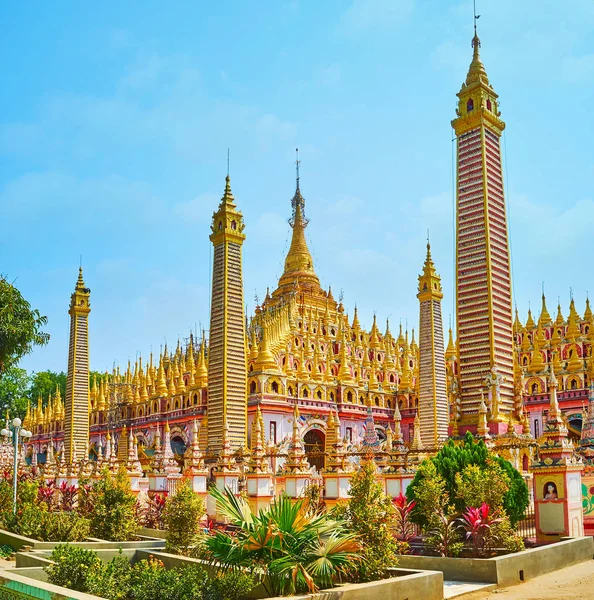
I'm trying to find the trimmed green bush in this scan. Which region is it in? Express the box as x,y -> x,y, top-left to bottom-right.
164,478 -> 205,555
46,544 -> 102,593
89,467 -> 139,541
407,432 -> 529,526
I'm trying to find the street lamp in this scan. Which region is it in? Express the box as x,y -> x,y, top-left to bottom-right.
1,417 -> 33,514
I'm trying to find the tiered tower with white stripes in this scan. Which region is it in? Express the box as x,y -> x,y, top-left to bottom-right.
64,268 -> 91,463
207,175 -> 248,454
417,243 -> 448,446
452,33 -> 514,432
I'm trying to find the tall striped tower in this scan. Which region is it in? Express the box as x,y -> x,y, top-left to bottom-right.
208,175 -> 247,454
64,268 -> 91,464
452,32 -> 514,430
417,244 -> 448,446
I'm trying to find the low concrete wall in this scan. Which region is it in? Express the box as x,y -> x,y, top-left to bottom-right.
397,537 -> 594,586
16,548 -> 140,569
396,554 -> 498,583
264,569 -> 443,600
0,527 -> 165,552
0,569 -> 104,599
138,526 -> 168,539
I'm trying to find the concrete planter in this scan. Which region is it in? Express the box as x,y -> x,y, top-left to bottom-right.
5,548 -> 444,600
0,527 -> 165,552
396,536 -> 594,586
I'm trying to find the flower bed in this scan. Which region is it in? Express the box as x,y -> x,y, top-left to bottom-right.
396,537 -> 594,586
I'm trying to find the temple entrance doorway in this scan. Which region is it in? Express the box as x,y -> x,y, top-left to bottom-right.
304,429 -> 325,472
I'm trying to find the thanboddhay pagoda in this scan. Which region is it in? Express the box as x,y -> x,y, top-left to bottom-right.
17,28 -> 593,533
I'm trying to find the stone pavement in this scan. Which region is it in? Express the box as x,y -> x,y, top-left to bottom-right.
457,559 -> 594,600
444,581 -> 497,598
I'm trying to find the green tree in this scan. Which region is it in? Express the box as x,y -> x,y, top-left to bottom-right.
333,460 -> 400,582
407,432 -> 529,526
0,366 -> 30,417
27,370 -> 67,404
88,467 -> 139,541
164,478 -> 205,555
0,276 -> 49,376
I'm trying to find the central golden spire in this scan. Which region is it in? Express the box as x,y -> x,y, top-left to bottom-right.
276,151 -> 320,294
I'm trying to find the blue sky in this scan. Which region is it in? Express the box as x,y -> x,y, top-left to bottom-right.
2,0 -> 593,374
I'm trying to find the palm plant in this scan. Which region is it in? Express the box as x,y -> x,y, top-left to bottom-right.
205,486 -> 360,595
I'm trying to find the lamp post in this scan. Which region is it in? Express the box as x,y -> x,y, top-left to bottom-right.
1,417 -> 33,514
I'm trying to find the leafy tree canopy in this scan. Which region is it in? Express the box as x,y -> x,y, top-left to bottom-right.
28,371 -> 67,404
0,366 -> 30,417
0,276 -> 49,377
406,431 -> 529,526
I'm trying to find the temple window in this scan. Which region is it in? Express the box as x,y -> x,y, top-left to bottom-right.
330,392 -> 335,402
486,99 -> 492,111
303,388 -> 308,398
231,220 -> 237,230
347,391 -> 353,403
531,383 -> 538,395
534,419 -> 539,438
249,381 -> 256,394
571,379 -> 578,390
271,381 -> 279,394
288,386 -> 294,397
270,421 -> 277,444
346,427 -> 353,442
316,390 -> 322,400
467,98 -> 474,112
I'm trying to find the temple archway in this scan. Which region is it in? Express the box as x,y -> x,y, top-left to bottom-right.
304,428 -> 325,472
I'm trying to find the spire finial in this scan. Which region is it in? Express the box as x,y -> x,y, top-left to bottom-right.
473,0 -> 480,36
295,147 -> 300,190
227,148 -> 230,176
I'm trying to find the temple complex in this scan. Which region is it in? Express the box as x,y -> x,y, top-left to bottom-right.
20,28 -> 593,514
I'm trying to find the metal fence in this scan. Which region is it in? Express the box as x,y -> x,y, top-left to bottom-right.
516,503 -> 536,540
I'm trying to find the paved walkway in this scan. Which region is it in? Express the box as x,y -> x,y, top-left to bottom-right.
457,559 -> 594,600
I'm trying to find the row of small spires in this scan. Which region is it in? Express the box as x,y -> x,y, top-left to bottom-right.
514,296 -> 592,335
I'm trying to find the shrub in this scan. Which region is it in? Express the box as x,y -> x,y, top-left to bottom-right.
164,479 -> 204,555
333,460 -> 398,582
204,571 -> 256,600
129,556 -> 208,600
43,511 -> 91,542
45,544 -> 102,593
87,551 -> 132,600
455,461 -> 510,512
0,480 -> 13,512
89,467 -> 139,541
459,503 -> 503,558
5,505 -> 90,541
138,492 -> 168,530
491,516 -> 525,553
393,493 -> 416,543
406,460 -> 449,530
58,481 -> 78,512
425,509 -> 464,557
407,432 -> 529,526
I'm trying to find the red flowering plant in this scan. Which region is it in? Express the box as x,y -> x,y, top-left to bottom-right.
459,502 -> 503,557
393,492 -> 417,543
37,481 -> 56,510
58,481 -> 78,512
137,492 -> 168,530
